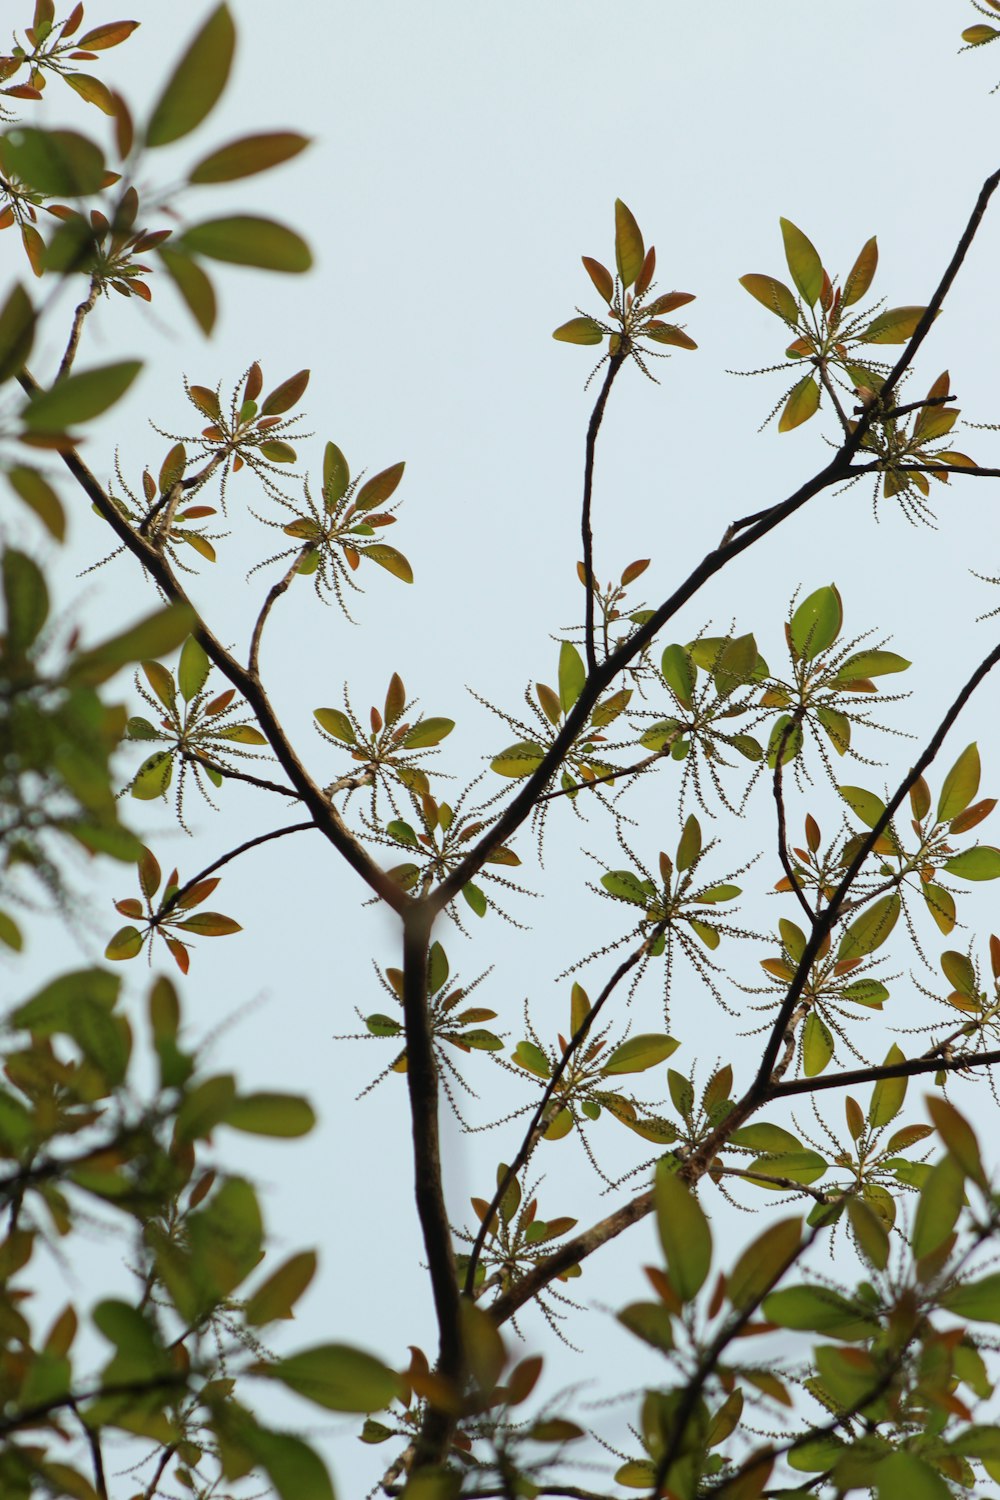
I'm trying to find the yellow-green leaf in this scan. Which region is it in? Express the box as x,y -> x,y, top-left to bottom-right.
614,199 -> 644,288
779,218 -> 823,305
859,306 -> 929,344
654,1160 -> 712,1302
739,273 -> 798,324
778,373 -> 820,432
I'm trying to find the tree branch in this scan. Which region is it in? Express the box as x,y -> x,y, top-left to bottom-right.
772,1044 -> 1000,1099
248,549 -> 306,676
57,277 -> 100,382
184,750 -> 301,800
403,905 -> 464,1468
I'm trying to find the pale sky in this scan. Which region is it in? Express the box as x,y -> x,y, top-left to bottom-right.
7,2 -> 1000,1494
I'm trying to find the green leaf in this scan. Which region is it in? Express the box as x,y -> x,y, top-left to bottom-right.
190,131 -> 309,183
859,306 -> 929,344
181,216 -> 312,273
833,650 -> 909,682
601,869 -> 650,906
0,127 -> 105,195
245,1251 -> 317,1326
63,71 -> 116,114
491,741 -> 547,777
558,640 -> 586,713
875,1452 -> 951,1500
23,361 -> 142,433
654,1160 -> 712,1302
779,218 -> 823,305
363,544 -> 413,583
778,372 -> 820,432
512,1041 -> 550,1078
233,1422 -> 335,1500
739,273 -> 799,323
911,1152 -> 964,1259
942,1272 -> 1000,1323
256,1343 -> 398,1412
729,1122 -> 802,1152
462,882 -> 487,918
964,22 -> 1000,43
868,1045 -> 907,1127
8,466 -> 64,540
676,814 -> 701,872
837,894 -> 899,962
616,1460 -> 658,1490
727,1217 -> 801,1309
661,644 -> 695,707
130,751 -> 173,800
943,846 -> 1000,881
222,1093 -> 315,1138
401,718 -> 454,749
2,549 -> 48,657
602,1033 -> 679,1075
802,1012 -> 834,1076
146,5 -> 236,147
617,1301 -> 675,1353
941,950 -> 977,999
0,283 -> 35,384
552,316 -> 604,345
937,743 -> 980,822
158,245 -> 217,334
0,910 -> 23,952
763,1284 -> 878,1341
745,1150 -> 826,1190
314,707 -> 356,743
614,199 -> 644,288
259,440 -> 297,463
323,442 -> 350,504
178,636 -> 210,702
790,585 -> 842,660
838,785 -> 887,830
105,925 -> 143,961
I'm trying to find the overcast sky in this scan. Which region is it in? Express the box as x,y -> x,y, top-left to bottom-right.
8,1 -> 1000,1493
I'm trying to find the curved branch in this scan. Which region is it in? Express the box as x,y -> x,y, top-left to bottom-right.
157,820 -> 316,921
16,371 -> 406,915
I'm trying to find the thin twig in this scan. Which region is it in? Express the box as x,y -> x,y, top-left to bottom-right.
772,1044 -> 1000,1099
772,718 -> 814,923
157,821 -> 316,921
57,277 -> 100,382
249,550 -> 306,675
582,350 -> 627,673
184,751 -> 300,800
